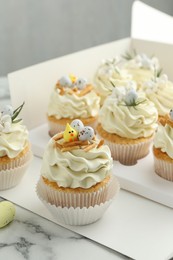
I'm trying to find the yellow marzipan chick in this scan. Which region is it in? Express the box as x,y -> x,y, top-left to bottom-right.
63,123 -> 78,142
69,74 -> 77,84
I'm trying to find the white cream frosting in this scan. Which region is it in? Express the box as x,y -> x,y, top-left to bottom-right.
41,137 -> 113,189
0,122 -> 29,158
125,54 -> 159,70
48,87 -> 100,119
99,88 -> 158,139
94,58 -> 132,103
124,54 -> 160,86
142,74 -> 173,116
154,123 -> 173,159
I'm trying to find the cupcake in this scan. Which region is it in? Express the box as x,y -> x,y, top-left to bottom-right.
97,87 -> 158,165
36,119 -> 119,225
0,103 -> 32,190
94,58 -> 132,105
47,75 -> 100,136
122,52 -> 160,89
142,74 -> 173,121
153,110 -> 173,181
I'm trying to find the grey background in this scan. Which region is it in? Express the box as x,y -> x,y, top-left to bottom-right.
0,0 -> 173,76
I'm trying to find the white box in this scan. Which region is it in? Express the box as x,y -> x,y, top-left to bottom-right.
3,1 -> 173,260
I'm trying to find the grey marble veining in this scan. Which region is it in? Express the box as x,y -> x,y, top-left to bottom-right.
0,198 -> 131,260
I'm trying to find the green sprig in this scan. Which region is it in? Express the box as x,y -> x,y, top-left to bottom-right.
11,102 -> 25,123
120,99 -> 146,110
122,49 -> 137,60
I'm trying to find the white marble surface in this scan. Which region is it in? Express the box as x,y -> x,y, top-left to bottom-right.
0,79 -> 130,260
0,197 -> 130,260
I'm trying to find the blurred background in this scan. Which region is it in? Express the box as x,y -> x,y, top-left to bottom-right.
1,0 -> 173,77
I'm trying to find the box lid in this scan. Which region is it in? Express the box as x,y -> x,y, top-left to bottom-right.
131,0 -> 173,44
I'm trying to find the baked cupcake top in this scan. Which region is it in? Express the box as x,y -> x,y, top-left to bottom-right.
154,111 -> 173,159
142,74 -> 173,116
0,103 -> 29,158
122,52 -> 160,87
48,75 -> 100,119
98,88 -> 158,139
41,119 -> 113,189
94,58 -> 132,103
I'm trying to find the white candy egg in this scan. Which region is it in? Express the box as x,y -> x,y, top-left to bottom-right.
59,76 -> 72,87
169,109 -> 173,120
0,201 -> 15,228
75,78 -> 87,90
70,119 -> 84,132
124,89 -> 138,105
1,105 -> 13,116
78,126 -> 94,141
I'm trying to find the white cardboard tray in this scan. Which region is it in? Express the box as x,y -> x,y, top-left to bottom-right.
29,124 -> 173,209
1,155 -> 173,260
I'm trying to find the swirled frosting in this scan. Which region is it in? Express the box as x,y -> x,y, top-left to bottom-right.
99,88 -> 158,139
41,137 -> 113,189
142,75 -> 173,116
154,123 -> 173,159
124,54 -> 160,87
0,122 -> 29,158
48,87 -> 100,119
94,58 -> 132,103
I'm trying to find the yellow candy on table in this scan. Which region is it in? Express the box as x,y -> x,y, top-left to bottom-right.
0,201 -> 15,228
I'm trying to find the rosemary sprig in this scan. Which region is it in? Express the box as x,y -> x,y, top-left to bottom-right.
11,102 -> 25,123
152,67 -> 163,82
110,81 -> 116,88
122,49 -> 137,60
156,68 -> 163,78
120,99 -> 146,110
125,99 -> 146,107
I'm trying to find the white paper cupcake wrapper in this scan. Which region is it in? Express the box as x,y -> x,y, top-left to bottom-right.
36,175 -> 119,208
154,156 -> 173,181
97,133 -> 153,165
0,151 -> 32,190
40,196 -> 114,226
0,149 -> 32,171
36,176 -> 119,225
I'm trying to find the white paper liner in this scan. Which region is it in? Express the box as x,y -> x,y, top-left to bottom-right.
97,133 -> 153,165
36,176 -> 119,225
154,156 -> 173,181
0,149 -> 32,171
0,151 -> 32,190
48,118 -> 98,137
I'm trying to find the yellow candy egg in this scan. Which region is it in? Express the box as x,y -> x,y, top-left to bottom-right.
0,201 -> 15,228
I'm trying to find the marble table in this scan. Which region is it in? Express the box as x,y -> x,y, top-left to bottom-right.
0,197 -> 130,260
0,78 -> 130,260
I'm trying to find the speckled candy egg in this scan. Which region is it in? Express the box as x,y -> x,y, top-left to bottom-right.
75,78 -> 87,90
59,76 -> 72,88
0,201 -> 15,228
70,119 -> 84,132
78,126 -> 95,141
1,105 -> 13,116
124,89 -> 138,106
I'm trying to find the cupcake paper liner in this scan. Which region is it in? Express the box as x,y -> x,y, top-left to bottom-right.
0,151 -> 32,190
154,156 -> 173,182
97,133 -> 153,165
36,175 -> 119,225
0,149 -> 32,171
